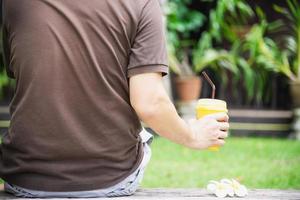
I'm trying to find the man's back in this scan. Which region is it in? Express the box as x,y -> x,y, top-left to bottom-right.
0,0 -> 168,191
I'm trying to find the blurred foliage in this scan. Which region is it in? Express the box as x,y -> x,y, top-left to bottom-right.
192,0 -> 263,103
0,30 -> 13,99
223,8 -> 285,104
193,0 -> 254,74
192,0 -> 299,105
263,0 -> 300,81
166,0 -> 205,50
165,0 -> 205,76
226,0 -> 300,104
167,0 -> 254,77
166,0 -> 284,105
205,0 -> 254,43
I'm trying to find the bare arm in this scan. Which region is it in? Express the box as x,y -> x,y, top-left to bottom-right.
129,72 -> 229,150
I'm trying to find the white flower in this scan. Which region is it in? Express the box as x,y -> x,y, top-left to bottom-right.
206,178 -> 248,198
220,178 -> 232,184
220,179 -> 234,197
231,179 -> 248,197
206,181 -> 230,198
207,180 -> 218,193
214,182 -> 229,198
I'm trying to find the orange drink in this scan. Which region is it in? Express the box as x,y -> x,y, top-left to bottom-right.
196,98 -> 228,151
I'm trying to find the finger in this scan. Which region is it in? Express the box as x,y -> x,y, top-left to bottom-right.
218,131 -> 228,139
219,122 -> 230,131
206,112 -> 229,122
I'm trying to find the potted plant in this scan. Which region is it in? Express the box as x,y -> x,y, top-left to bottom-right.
169,48 -> 202,102
165,0 -> 205,102
245,1 -> 300,107
167,0 -> 253,102
273,0 -> 300,107
193,0 -> 255,102
191,1 -> 295,137
225,6 -> 285,107
206,0 -> 254,43
240,0 -> 300,138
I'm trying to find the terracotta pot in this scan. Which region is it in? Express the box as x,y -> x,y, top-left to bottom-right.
175,76 -> 201,102
290,81 -> 300,108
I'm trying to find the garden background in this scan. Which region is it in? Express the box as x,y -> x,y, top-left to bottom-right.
0,0 -> 300,189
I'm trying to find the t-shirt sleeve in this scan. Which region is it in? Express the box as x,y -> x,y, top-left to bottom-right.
127,0 -> 169,77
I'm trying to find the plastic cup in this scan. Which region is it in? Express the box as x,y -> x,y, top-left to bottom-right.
196,98 -> 228,151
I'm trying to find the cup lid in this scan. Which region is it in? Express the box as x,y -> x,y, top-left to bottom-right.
196,98 -> 227,109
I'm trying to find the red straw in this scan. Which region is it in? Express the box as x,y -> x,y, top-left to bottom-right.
202,72 -> 216,99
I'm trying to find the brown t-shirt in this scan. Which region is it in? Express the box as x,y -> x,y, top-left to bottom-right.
0,0 -> 168,192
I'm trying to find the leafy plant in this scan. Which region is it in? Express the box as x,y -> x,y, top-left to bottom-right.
269,0 -> 300,81
232,0 -> 300,104
167,0 -> 296,106
193,1 -> 285,105
193,0 -> 254,70
167,0 -> 254,78
207,0 -> 254,43
227,7 -> 284,104
166,0 -> 205,50
165,0 -> 205,76
193,0 -> 253,80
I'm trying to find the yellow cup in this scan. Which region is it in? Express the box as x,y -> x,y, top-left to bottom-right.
196,98 -> 228,151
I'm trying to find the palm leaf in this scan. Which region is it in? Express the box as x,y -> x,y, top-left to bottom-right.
193,49 -> 232,72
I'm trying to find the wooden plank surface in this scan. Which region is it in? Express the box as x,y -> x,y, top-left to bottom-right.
0,185 -> 300,200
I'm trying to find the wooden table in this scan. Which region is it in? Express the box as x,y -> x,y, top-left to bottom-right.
1,185 -> 300,199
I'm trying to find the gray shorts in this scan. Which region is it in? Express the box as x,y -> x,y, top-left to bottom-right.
4,128 -> 153,198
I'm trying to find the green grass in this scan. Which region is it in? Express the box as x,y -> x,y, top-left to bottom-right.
1,137 -> 299,189
142,137 -> 300,189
